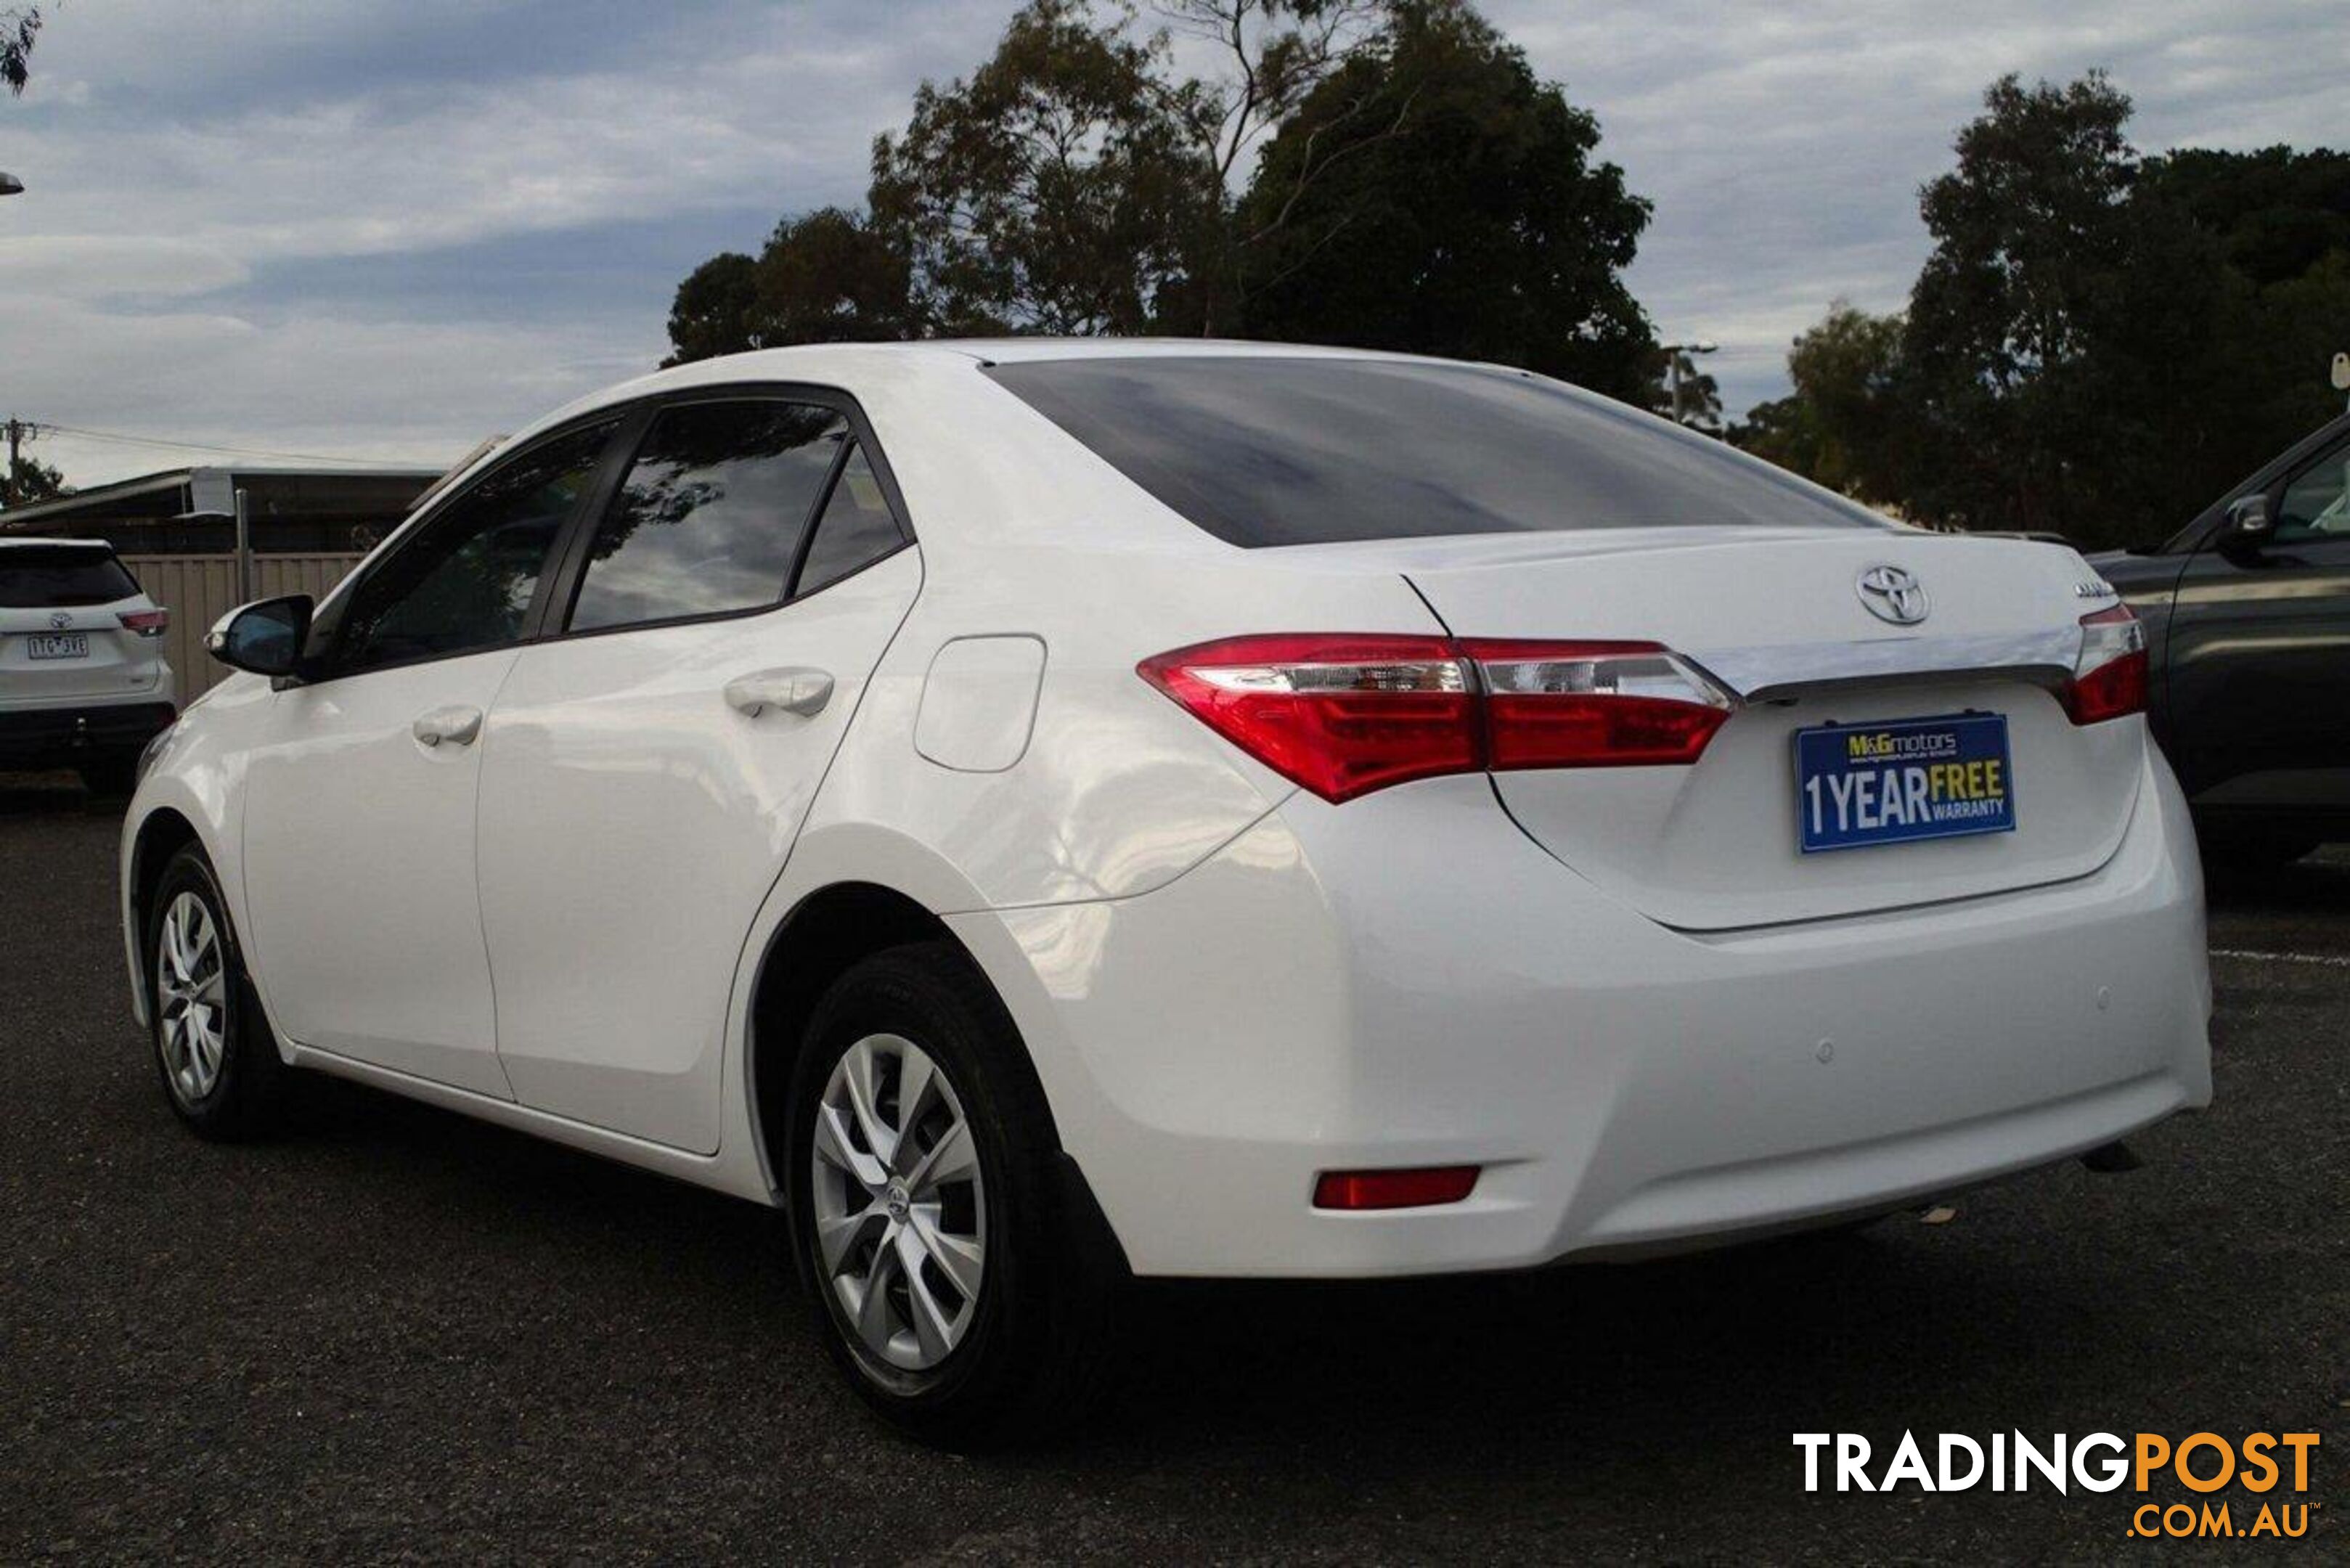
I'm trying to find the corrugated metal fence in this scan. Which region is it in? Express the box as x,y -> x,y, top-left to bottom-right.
121,554 -> 364,702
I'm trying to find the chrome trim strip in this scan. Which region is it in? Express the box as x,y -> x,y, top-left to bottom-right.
1692,628 -> 2080,702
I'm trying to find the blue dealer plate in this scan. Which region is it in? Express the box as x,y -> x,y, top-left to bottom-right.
1794,713 -> 2015,854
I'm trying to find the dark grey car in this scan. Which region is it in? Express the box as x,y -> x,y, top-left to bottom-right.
2092,412 -> 2350,864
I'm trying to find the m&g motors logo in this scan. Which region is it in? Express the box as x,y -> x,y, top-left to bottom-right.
1795,1431 -> 2322,1540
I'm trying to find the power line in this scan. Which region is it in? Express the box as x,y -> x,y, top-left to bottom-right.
30,421 -> 407,467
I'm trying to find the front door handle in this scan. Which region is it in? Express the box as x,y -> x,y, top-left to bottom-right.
412,705 -> 484,748
725,667 -> 834,719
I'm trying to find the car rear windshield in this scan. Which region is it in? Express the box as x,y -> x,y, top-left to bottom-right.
984,356 -> 1884,547
0,546 -> 139,606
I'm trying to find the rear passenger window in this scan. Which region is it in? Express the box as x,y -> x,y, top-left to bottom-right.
568,401 -> 845,632
793,444 -> 902,597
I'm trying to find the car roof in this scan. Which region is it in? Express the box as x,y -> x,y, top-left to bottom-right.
919,337 -> 1424,364
669,337 -> 1421,368
589,338 -> 1431,403
627,337 -> 1448,395
454,337 -> 1489,525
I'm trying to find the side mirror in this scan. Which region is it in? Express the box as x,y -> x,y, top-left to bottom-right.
205,595 -> 314,678
2217,494 -> 2274,552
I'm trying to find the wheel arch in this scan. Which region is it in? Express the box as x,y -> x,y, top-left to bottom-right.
745,880 -> 1065,1209
124,804 -> 205,1020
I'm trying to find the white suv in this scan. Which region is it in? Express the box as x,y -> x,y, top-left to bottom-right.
1,538 -> 175,793
122,343 -> 2210,1444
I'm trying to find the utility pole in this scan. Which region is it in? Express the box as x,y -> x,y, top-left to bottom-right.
233,486 -> 253,600
4,417 -> 23,507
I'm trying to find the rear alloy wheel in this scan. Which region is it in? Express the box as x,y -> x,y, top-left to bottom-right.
147,845 -> 285,1140
789,944 -> 1121,1447
809,1032 -> 988,1372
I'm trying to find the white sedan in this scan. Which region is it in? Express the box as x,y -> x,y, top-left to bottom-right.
121,341 -> 2211,1443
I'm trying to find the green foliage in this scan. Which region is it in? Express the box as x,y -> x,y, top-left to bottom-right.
868,0 -> 1212,335
663,253 -> 764,367
1739,73 -> 2350,550
1732,304 -> 1909,507
1236,1 -> 1655,400
661,210 -> 921,367
661,0 -> 1658,394
1898,73 -> 2149,535
1,454 -> 68,507
2141,146 -> 2350,287
755,208 -> 920,342
1,7 -> 38,97
1652,347 -> 1722,433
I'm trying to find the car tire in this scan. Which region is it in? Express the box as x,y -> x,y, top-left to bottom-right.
146,844 -> 286,1140
787,942 -> 1123,1448
78,758 -> 137,799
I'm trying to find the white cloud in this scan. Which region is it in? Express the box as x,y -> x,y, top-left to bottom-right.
0,236 -> 250,298
0,0 -> 2341,486
1489,0 -> 2350,409
3,1 -> 1016,485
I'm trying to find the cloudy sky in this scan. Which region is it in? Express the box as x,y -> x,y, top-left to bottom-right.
1,0 -> 2341,487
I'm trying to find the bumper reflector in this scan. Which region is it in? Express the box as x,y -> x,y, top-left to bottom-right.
1313,1165 -> 1480,1211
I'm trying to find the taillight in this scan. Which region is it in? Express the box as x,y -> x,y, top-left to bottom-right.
2063,604 -> 2146,724
1136,634 -> 1476,804
1464,640 -> 1734,769
1138,634 -> 1736,803
117,608 -> 170,639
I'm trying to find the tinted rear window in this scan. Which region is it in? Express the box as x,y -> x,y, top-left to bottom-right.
0,547 -> 138,606
985,356 -> 1883,547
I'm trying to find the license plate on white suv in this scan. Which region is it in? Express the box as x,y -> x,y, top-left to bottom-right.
1795,713 -> 2015,853
25,633 -> 90,660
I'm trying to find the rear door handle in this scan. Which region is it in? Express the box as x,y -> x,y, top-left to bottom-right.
412,705 -> 484,748
725,667 -> 834,719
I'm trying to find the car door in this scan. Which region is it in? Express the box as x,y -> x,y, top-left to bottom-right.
2166,430 -> 2350,808
474,393 -> 919,1152
239,418 -> 624,1095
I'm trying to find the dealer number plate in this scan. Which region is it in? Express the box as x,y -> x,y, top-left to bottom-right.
25,633 -> 89,660
1795,713 -> 2015,854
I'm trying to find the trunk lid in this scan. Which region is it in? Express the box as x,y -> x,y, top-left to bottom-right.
1317,528 -> 2139,931
0,597 -> 166,700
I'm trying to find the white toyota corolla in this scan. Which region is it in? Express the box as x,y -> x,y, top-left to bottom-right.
121,341 -> 2211,1442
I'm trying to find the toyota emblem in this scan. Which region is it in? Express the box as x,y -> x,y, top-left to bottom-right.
48,611 -> 73,629
1856,565 -> 1930,626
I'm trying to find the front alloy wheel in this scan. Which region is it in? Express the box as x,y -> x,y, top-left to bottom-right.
155,890 -> 228,1104
145,844 -> 284,1140
809,1032 -> 987,1372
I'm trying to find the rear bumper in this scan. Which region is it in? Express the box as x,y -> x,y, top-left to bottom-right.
0,700 -> 176,766
971,750 -> 2211,1278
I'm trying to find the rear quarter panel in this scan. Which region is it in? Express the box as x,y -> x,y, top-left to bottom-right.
807,365 -> 1453,910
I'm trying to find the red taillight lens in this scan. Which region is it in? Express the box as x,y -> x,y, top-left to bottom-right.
2063,604 -> 2147,725
1140,634 -> 1736,801
117,608 -> 170,638
1313,1165 -> 1480,1210
1464,640 -> 1734,769
1137,634 -> 1477,804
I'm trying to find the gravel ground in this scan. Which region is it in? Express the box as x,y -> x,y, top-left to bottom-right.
1,775 -> 2341,1564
